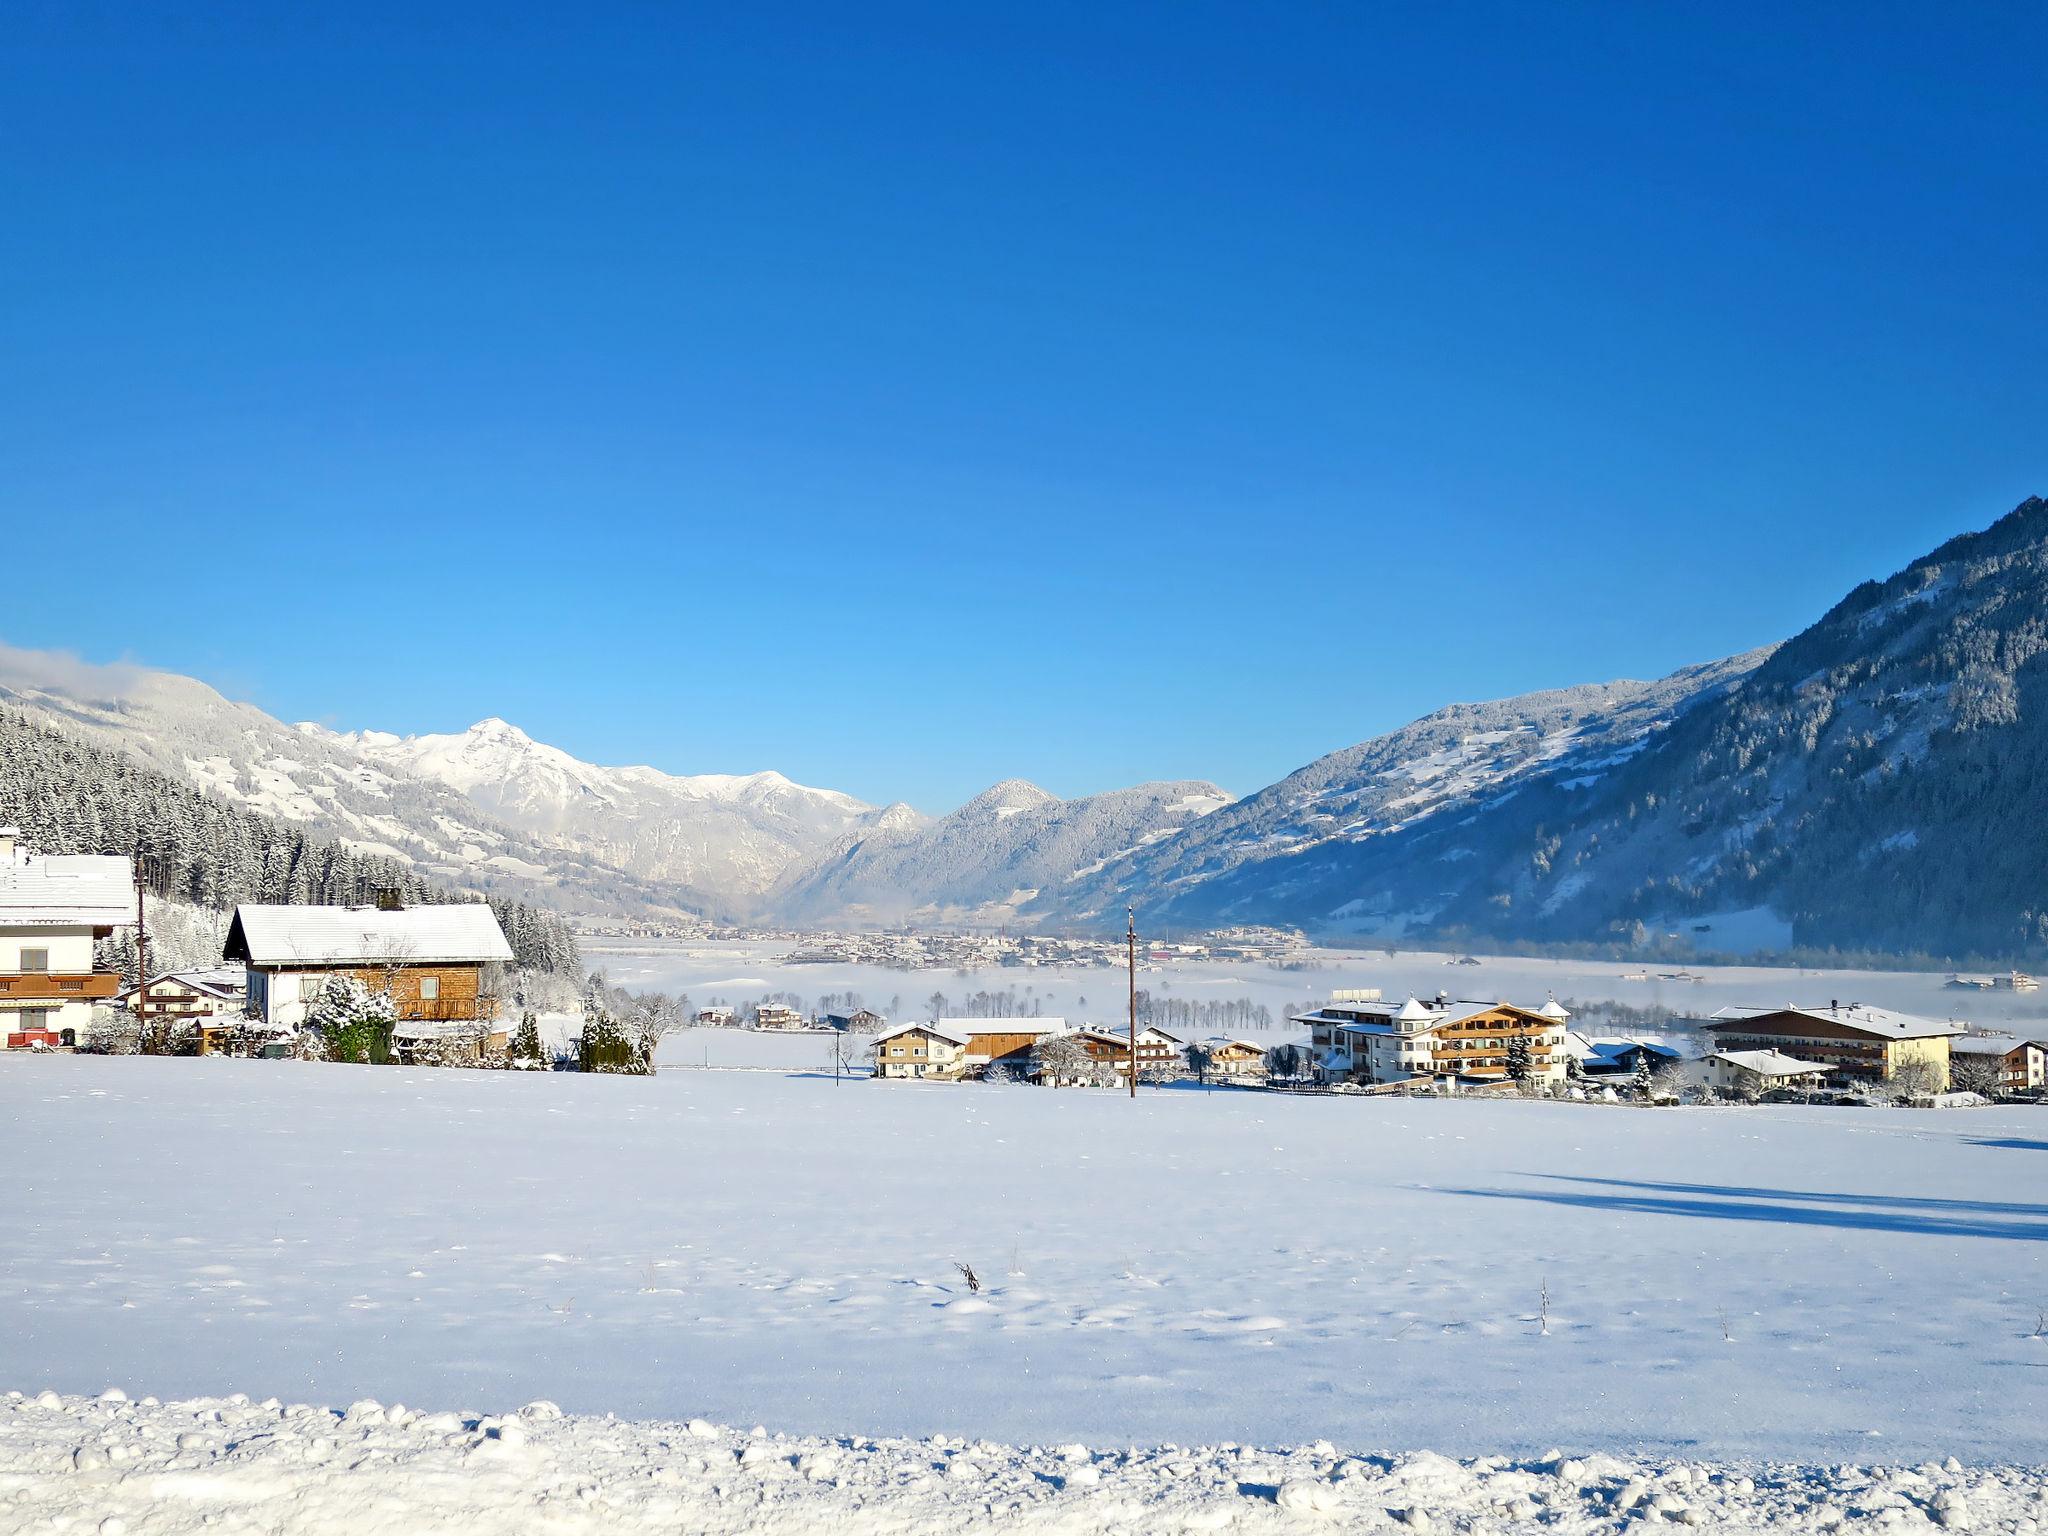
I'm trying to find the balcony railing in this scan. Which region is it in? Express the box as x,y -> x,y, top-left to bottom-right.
0,971 -> 121,1001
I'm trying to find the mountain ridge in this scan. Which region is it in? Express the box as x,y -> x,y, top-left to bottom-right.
8,493 -> 2046,957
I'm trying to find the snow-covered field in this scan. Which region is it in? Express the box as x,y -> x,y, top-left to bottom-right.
592,937 -> 2048,1041
7,1054 -> 2047,1476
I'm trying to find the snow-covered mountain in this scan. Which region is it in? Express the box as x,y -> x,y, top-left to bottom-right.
0,649 -> 675,917
1031,494 -> 2048,958
17,494 -> 2048,956
771,777 -> 1233,927
299,717 -> 897,902
1026,652 -> 1773,934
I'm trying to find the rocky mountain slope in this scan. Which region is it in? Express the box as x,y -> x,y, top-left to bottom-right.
1073,496 -> 2048,959
1408,493 -> 2048,957
300,717 -> 897,904
771,777 -> 1232,927
1027,653 -> 1771,934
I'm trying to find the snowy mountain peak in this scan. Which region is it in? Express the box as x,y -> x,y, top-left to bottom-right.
291,717 -> 884,905
962,779 -> 1060,817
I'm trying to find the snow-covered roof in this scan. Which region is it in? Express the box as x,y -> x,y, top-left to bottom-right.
224,904 -> 514,966
1538,998 -> 1571,1021
937,1017 -> 1066,1036
1709,1049 -> 1829,1078
1952,1034 -> 2036,1057
875,1020 -> 972,1047
1072,1026 -> 1182,1048
0,853 -> 133,926
118,967 -> 247,1002
1200,1036 -> 1265,1052
1706,1002 -> 1966,1040
1583,1036 -> 1682,1063
1394,996 -> 1435,1023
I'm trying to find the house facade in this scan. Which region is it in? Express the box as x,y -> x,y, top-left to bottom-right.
1704,1003 -> 1964,1090
224,901 -> 515,1047
1950,1033 -> 2047,1093
119,966 -> 248,1021
0,832 -> 129,1050
1298,994 -> 1569,1087
118,966 -> 251,1055
824,1009 -> 885,1033
872,1020 -> 970,1079
1703,1048 -> 1830,1096
1070,1025 -> 1186,1083
1196,1036 -> 1267,1079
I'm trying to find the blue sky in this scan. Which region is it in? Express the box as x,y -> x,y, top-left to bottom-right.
4,4 -> 2044,812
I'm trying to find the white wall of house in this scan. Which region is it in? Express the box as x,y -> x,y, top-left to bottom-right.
249,968 -> 324,1029
3,926 -> 96,974
1,924 -> 104,1046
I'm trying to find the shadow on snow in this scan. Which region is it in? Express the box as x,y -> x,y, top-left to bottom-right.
1435,1174 -> 2048,1242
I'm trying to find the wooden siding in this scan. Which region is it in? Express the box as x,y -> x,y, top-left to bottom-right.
265,961 -> 497,1022
964,1029 -> 1052,1065
0,971 -> 120,1001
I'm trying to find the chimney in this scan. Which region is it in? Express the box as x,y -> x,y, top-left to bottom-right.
373,886 -> 404,913
0,827 -> 15,861
1830,998 -> 1839,1013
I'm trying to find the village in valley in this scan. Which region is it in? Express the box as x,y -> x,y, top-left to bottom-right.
8,825 -> 2044,1107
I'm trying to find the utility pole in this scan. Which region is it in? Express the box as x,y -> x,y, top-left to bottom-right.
132,853 -> 154,1052
1127,905 -> 1137,1099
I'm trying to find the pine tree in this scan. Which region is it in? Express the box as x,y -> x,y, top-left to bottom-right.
1506,1033 -> 1532,1084
511,1010 -> 546,1068
306,975 -> 398,1065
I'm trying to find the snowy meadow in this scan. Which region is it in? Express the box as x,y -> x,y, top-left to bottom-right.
6,1054 -> 2045,1470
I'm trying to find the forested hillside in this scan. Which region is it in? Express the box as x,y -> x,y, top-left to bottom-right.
0,708 -> 580,976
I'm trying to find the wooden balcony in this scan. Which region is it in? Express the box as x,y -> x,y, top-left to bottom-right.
0,971 -> 121,1001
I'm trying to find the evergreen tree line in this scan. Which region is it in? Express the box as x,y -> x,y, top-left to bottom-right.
0,707 -> 580,976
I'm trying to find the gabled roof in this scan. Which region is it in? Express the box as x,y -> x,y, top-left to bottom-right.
1708,1048 -> 1828,1078
118,967 -> 247,1002
938,1016 -> 1066,1036
1582,1035 -> 1682,1064
1707,1002 -> 1966,1041
1072,1026 -> 1182,1049
875,1019 -> 972,1047
224,903 -> 514,966
0,853 -> 133,926
1951,1033 -> 2037,1056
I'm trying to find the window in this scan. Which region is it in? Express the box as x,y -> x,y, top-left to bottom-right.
419,976 -> 440,1001
19,949 -> 48,973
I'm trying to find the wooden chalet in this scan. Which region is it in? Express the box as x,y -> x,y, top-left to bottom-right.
938,1017 -> 1067,1078
223,899 -> 515,1051
1195,1036 -> 1267,1079
1070,1025 -> 1186,1083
